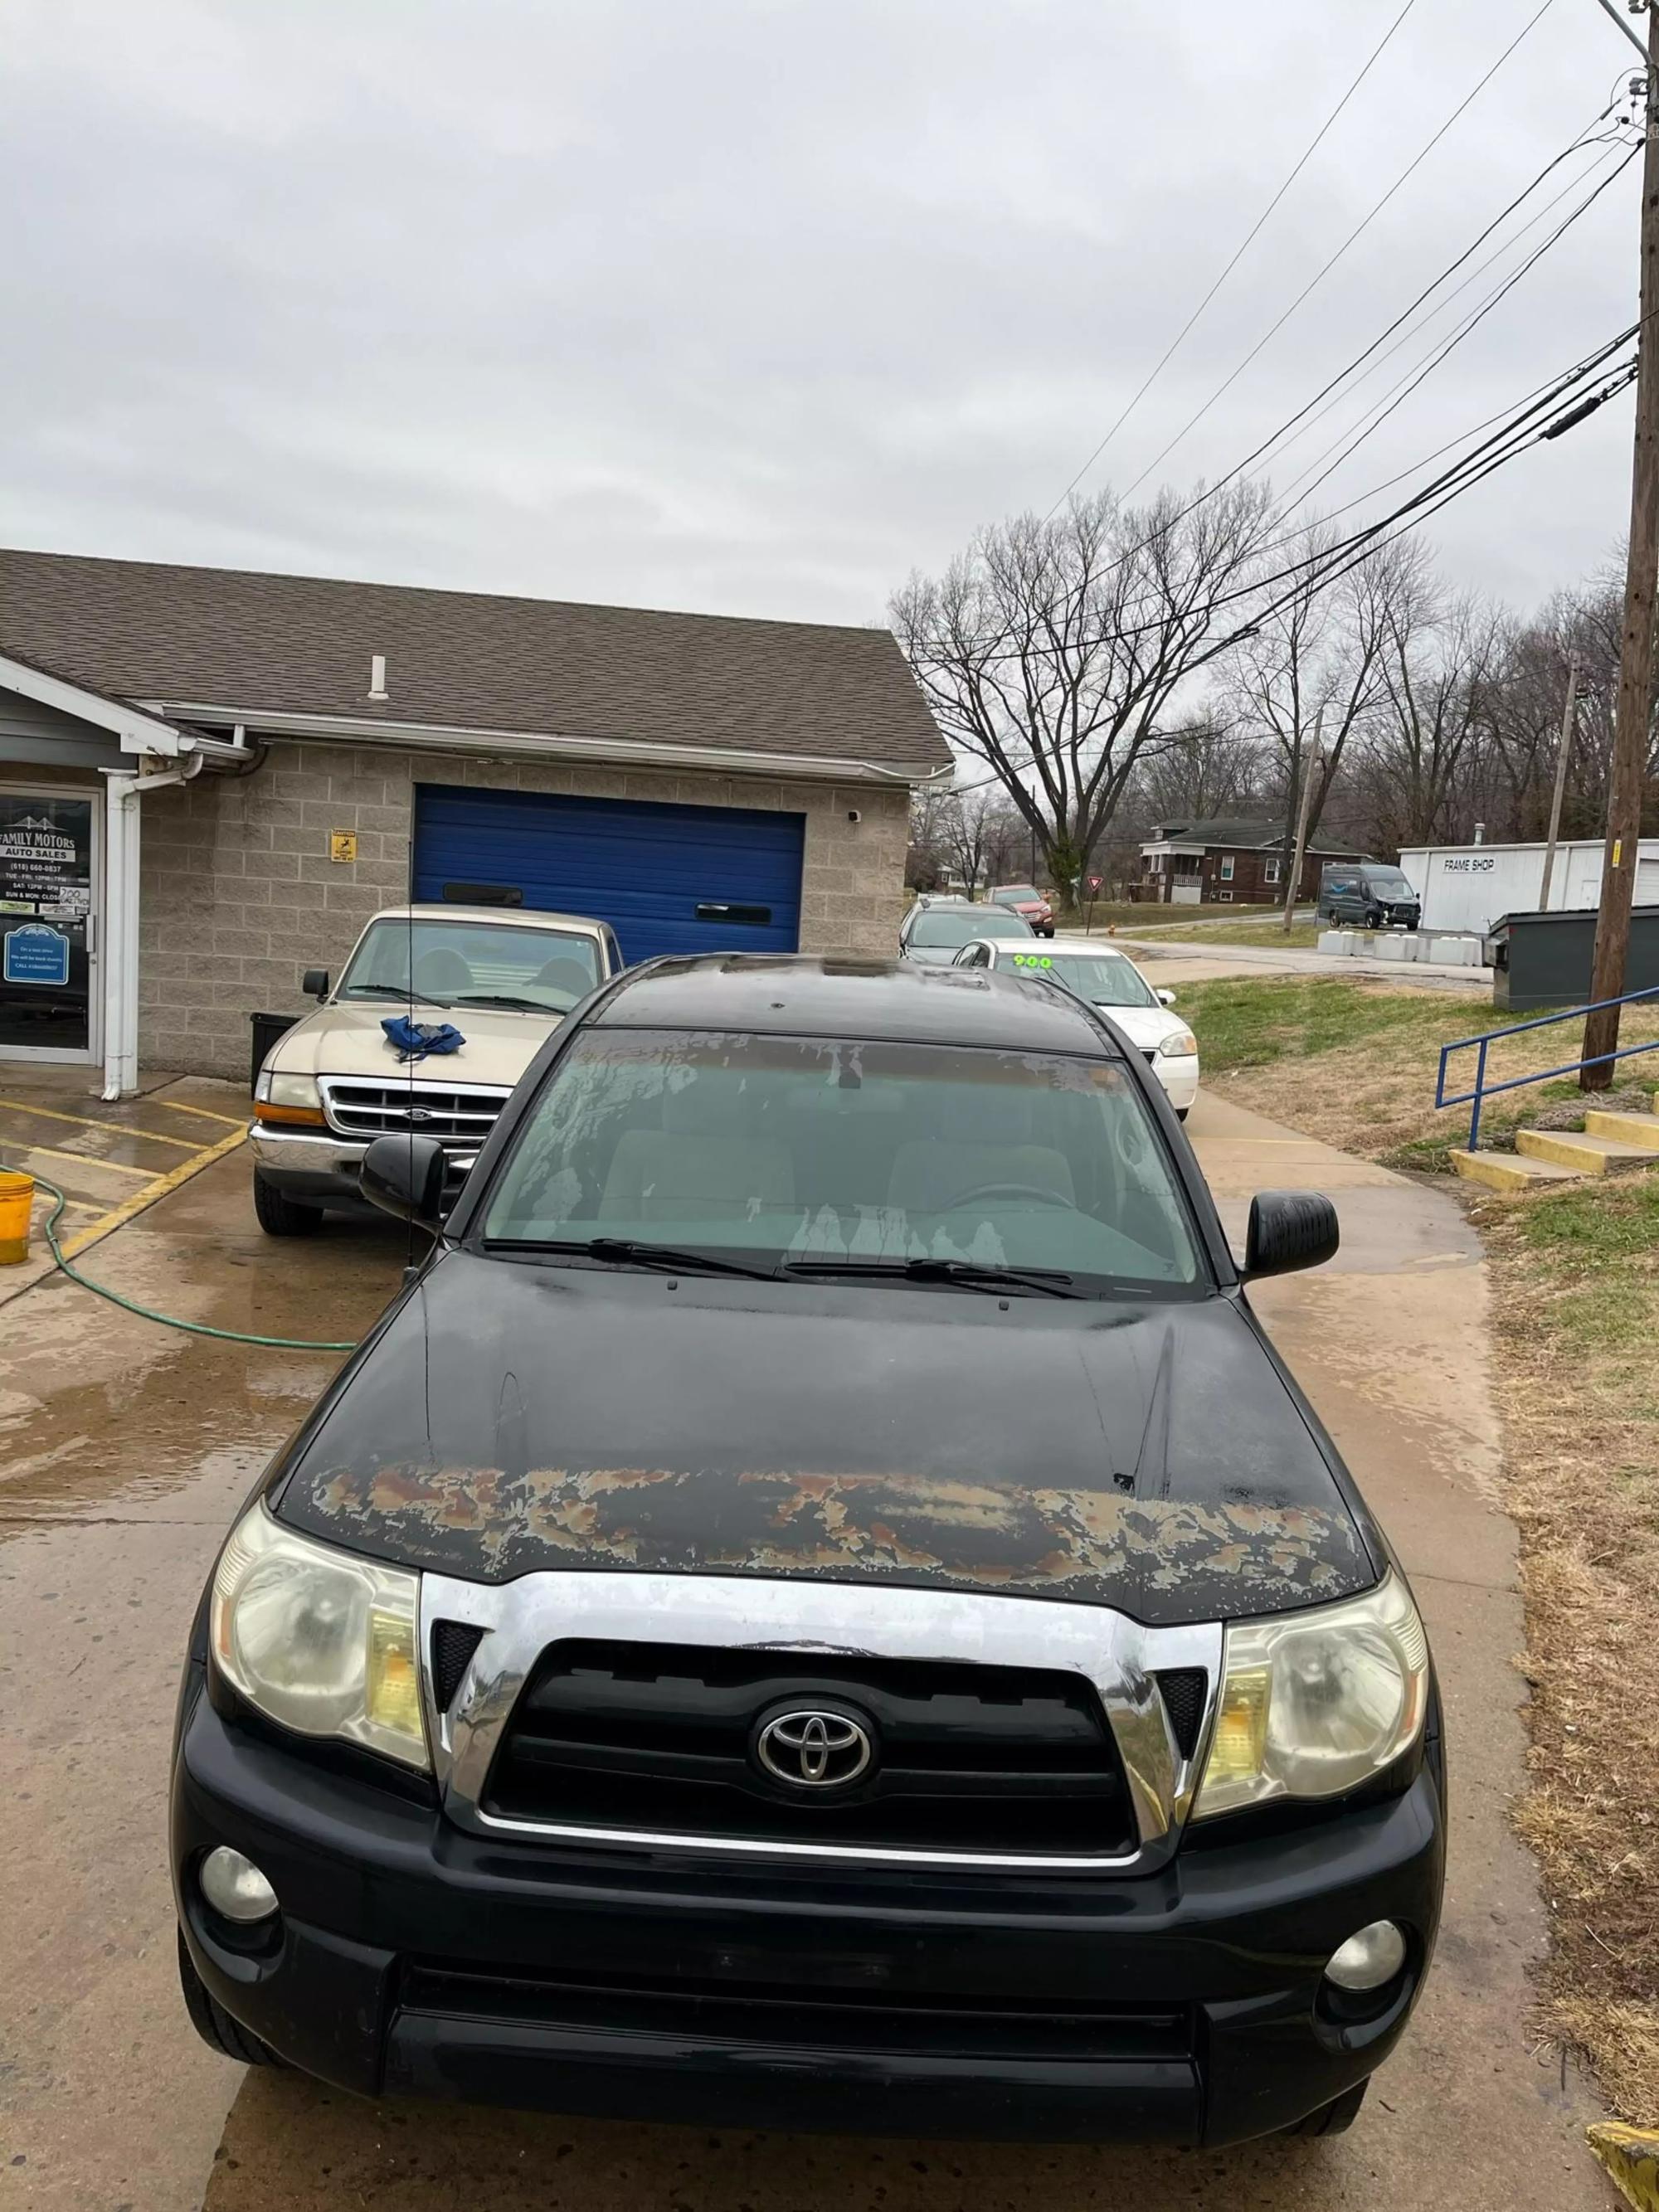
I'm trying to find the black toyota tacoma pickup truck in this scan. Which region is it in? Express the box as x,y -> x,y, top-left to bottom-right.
171,955 -> 1443,2146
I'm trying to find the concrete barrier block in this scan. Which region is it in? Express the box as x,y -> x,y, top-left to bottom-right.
1317,931 -> 1350,957
1398,935 -> 1421,961
1370,934 -> 1405,961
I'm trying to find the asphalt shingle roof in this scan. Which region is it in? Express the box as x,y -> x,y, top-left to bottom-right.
1147,816 -> 1365,855
0,549 -> 950,773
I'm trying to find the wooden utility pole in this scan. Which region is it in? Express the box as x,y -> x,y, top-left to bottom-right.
1282,709 -> 1325,933
1584,0 -> 1659,1091
1537,653 -> 1580,912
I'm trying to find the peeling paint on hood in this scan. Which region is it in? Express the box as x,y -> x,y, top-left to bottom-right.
274,1252 -> 1379,1627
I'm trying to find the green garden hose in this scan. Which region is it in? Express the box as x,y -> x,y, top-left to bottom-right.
36,1177 -> 359,1352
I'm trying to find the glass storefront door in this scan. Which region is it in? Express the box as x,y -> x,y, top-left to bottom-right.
0,793 -> 97,1060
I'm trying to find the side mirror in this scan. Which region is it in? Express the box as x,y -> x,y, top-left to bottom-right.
361,1134 -> 448,1229
1244,1190 -> 1339,1281
1157,989 -> 1176,1007
302,968 -> 330,1002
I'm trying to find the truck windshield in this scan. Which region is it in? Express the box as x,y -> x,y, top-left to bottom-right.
1365,870 -> 1414,896
339,919 -> 601,1013
483,1029 -> 1204,1293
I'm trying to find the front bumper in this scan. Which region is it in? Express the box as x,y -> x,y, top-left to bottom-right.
173,1670 -> 1443,2145
249,1123 -> 475,1210
1151,1055 -> 1200,1111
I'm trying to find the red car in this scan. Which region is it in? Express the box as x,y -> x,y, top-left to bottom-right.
990,883 -> 1054,937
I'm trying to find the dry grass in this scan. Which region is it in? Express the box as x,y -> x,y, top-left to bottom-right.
1477,1179 -> 1659,2120
1190,972 -> 1659,2119
1130,919 -> 1322,948
1177,975 -> 1659,1170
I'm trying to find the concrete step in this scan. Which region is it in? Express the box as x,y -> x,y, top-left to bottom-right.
1450,1148 -> 1582,1194
1584,1108 -> 1659,1152
1515,1127 -> 1658,1176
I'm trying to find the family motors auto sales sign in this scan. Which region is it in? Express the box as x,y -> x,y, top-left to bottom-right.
0,810 -> 89,909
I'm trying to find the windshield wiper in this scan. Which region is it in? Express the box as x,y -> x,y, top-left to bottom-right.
340,984 -> 451,1009
484,1235 -> 778,1281
454,993 -> 560,1013
781,1257 -> 1080,1298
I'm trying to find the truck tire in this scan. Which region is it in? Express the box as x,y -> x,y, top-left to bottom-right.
1286,2078 -> 1368,2136
253,1172 -> 323,1237
176,1928 -> 283,2068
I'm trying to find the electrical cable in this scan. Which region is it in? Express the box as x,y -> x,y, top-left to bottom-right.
1048,0 -> 1423,515
1254,129 -> 1637,506
1115,0 -> 1561,502
36,1177 -> 359,1350
939,351 -> 1633,802
1263,139 -> 1641,519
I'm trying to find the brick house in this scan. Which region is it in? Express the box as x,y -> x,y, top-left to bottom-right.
1137,817 -> 1369,907
0,550 -> 949,1093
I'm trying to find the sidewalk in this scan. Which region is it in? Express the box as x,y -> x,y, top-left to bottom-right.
1110,933 -> 1491,994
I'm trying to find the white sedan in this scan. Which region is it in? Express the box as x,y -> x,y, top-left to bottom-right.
951,932 -> 1200,1118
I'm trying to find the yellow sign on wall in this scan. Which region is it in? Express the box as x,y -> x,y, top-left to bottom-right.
329,830 -> 358,863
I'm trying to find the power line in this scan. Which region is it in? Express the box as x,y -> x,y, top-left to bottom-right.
938,354 -> 1632,801
1264,139 -> 1641,519
1116,0 -> 1561,503
1046,0 -> 1422,518
998,93 -> 1627,660
1256,129 -> 1636,508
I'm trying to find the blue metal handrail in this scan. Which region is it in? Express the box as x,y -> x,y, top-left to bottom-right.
1437,983 -> 1659,1150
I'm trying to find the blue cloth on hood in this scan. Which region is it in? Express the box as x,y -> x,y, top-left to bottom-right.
381,1015 -> 466,1064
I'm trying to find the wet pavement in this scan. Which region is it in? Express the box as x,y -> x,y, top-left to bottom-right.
0,1113 -> 1617,2210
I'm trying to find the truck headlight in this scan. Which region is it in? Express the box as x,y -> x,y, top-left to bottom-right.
1157,1028 -> 1198,1058
1193,1575 -> 1428,1820
253,1070 -> 325,1124
210,1504 -> 428,1768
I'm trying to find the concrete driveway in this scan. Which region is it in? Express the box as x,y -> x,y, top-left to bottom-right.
0,1106 -> 1616,2211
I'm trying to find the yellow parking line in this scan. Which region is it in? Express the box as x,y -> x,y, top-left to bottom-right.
148,1096 -> 246,1127
0,1140 -> 155,1179
56,1126 -> 248,1260
0,1096 -> 203,1149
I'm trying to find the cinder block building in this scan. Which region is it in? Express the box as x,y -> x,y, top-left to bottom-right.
0,551 -> 949,1091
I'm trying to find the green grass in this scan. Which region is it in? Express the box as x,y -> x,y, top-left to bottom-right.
1174,975 -> 1509,1071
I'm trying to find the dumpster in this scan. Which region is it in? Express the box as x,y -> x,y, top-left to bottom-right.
1486,905 -> 1659,1011
249,1010 -> 299,1096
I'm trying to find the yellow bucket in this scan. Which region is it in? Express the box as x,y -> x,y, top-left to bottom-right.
0,1170 -> 34,1265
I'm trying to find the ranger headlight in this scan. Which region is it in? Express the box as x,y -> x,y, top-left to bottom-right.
1193,1575 -> 1428,1820
210,1504 -> 428,1768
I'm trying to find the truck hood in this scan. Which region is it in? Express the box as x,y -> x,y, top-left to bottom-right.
270,999 -> 562,1083
275,1253 -> 1377,1627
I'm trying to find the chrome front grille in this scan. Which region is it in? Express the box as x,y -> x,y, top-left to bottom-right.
422,1570 -> 1221,1873
319,1077 -> 513,1150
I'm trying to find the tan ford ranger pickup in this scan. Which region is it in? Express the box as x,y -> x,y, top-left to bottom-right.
249,903 -> 620,1234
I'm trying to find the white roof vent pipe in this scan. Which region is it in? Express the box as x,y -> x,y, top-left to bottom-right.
367,654 -> 388,701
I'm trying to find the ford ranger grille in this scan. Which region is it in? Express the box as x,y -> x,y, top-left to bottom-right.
319,1077 -> 513,1150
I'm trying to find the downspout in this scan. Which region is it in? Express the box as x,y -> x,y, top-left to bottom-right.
100,755 -> 205,1101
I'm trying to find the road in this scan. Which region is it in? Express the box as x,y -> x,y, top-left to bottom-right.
0,1110 -> 1615,2211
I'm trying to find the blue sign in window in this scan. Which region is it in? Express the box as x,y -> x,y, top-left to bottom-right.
2,923 -> 71,989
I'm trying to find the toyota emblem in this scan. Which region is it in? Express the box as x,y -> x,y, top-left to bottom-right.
755,1708 -> 873,1790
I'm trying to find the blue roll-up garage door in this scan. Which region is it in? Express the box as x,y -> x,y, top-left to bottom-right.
412,784 -> 805,965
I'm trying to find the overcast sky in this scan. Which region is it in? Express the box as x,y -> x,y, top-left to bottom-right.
2,0 -> 1646,630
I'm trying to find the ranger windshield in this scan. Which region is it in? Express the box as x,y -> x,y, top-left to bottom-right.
482,1029 -> 1204,1292
339,918 -> 601,1013
910,908 -> 1033,949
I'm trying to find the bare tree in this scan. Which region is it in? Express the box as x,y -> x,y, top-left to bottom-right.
1225,529 -> 1414,858
934,789 -> 1024,897
1357,580 -> 1507,850
891,484 -> 1273,913
1133,712 -> 1264,823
